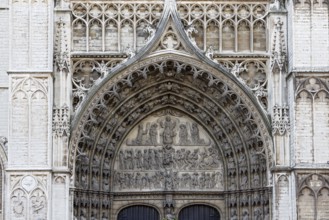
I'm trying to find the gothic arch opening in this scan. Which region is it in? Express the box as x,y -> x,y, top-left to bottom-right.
178,204 -> 220,220
70,54 -> 273,219
117,205 -> 160,220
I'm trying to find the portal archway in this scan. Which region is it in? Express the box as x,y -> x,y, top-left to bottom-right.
117,205 -> 160,220
179,204 -> 220,220
70,53 -> 273,219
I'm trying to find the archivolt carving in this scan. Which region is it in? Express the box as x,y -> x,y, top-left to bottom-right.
70,53 -> 272,218
72,59 -> 122,110
219,59 -> 268,109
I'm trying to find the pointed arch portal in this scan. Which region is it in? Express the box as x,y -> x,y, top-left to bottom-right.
69,51 -> 273,219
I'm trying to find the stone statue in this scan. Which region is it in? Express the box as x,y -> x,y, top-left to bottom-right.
148,123 -> 158,145
242,210 -> 249,220
133,124 -> 147,145
230,209 -> 238,220
190,122 -> 204,145
179,124 -> 189,145
161,116 -> 176,145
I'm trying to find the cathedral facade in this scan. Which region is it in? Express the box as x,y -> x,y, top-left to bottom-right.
0,0 -> 328,219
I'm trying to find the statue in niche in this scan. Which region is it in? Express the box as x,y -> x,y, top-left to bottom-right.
161,116 -> 176,145
132,124 -> 147,145
229,177 -> 236,190
101,212 -> 108,220
253,173 -> 260,187
242,210 -> 249,220
254,208 -> 262,220
230,209 -> 238,220
147,123 -> 158,145
240,173 -> 248,189
163,145 -> 175,168
80,210 -> 87,220
190,123 -> 205,145
179,124 -> 190,145
135,150 -> 143,169
264,207 -> 270,220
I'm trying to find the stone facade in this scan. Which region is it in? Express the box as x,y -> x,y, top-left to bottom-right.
0,0 -> 328,219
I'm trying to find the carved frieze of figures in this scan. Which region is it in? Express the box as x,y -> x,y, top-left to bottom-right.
114,170 -> 223,191
126,116 -> 210,146
114,114 -> 224,191
117,146 -> 221,172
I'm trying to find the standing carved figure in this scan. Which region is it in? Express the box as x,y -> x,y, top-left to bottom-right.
133,124 -> 147,145
135,150 -> 143,169
143,149 -> 150,170
148,123 -> 158,145
161,116 -> 176,145
190,123 -> 204,145
179,124 -> 189,145
119,151 -> 125,170
230,209 -> 238,220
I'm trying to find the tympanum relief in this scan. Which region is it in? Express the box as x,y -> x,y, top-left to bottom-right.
113,114 -> 224,191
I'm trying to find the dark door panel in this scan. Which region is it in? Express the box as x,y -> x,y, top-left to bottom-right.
179,204 -> 220,220
117,205 -> 160,220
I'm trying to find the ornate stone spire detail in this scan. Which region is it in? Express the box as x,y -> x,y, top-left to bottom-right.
271,18 -> 286,71
54,17 -> 70,73
143,22 -> 156,43
53,105 -> 70,137
185,22 -> 198,45
272,105 -> 290,135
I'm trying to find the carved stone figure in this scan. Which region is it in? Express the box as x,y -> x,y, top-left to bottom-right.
135,150 -> 143,169
161,116 -> 176,145
179,124 -> 189,145
133,124 -> 147,145
254,208 -> 262,220
190,123 -> 205,145
148,123 -> 158,145
230,209 -> 238,220
242,210 -> 249,220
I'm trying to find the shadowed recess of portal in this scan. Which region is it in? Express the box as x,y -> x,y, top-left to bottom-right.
179,205 -> 220,220
117,205 -> 160,220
